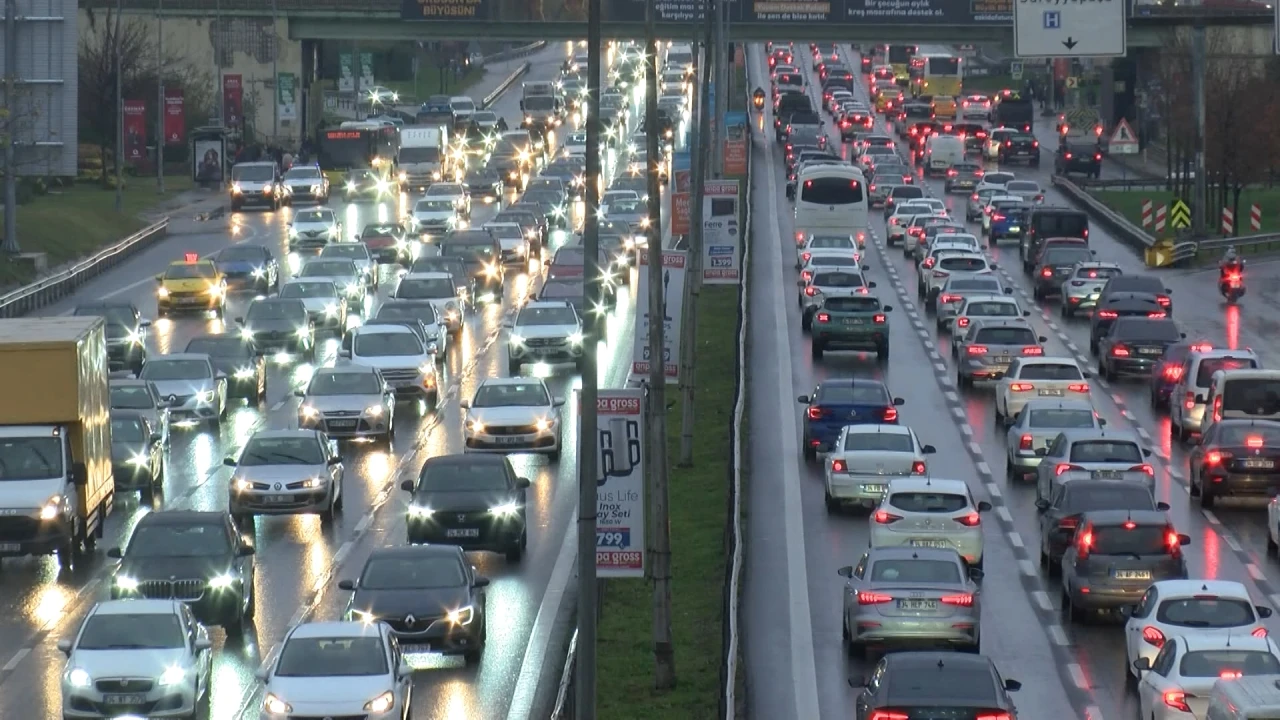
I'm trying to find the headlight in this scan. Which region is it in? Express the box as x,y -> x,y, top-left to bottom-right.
535,418 -> 551,432
263,693 -> 292,715
567,331 -> 584,346
158,666 -> 186,687
489,502 -> 521,517
126,453 -> 149,468
233,477 -> 252,492
234,367 -> 255,380
296,326 -> 311,338
207,283 -> 224,297
125,330 -> 144,345
240,327 -> 255,339
467,419 -> 485,433
509,334 -> 525,346
446,605 -> 475,626
408,504 -> 434,518
323,303 -> 339,317
197,390 -> 215,404
364,404 -> 384,417
208,573 -> 236,589
38,495 -> 61,520
251,267 -> 266,278
115,575 -> 139,591
300,405 -> 318,418
67,668 -> 92,688
345,181 -> 356,192
288,227 -> 299,238
398,171 -> 407,182
231,182 -> 243,194
157,286 -> 170,298
364,691 -> 396,714
345,283 -> 362,296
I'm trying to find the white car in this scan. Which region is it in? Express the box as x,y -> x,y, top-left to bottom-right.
985,128 -> 1018,159
507,300 -> 586,374
1004,179 -> 1045,205
953,294 -> 1030,334
885,207 -> 935,245
918,237 -> 981,269
389,272 -> 465,335
258,621 -> 412,719
59,600 -> 212,720
563,131 -> 587,157
966,186 -> 1004,221
797,234 -> 860,270
823,424 -> 935,512
318,243 -> 377,288
227,428 -> 345,525
298,257 -> 367,308
410,198 -> 460,237
341,324 -> 438,406
460,377 -> 565,459
921,252 -> 995,301
869,476 -> 992,568
424,182 -> 471,219
994,356 -> 1091,425
289,208 -> 342,244
1124,579 -> 1274,681
364,85 -> 400,104
798,266 -> 874,330
484,221 -> 529,263
799,249 -> 862,284
601,189 -> 641,215
278,278 -> 348,334
1134,633 -> 1280,720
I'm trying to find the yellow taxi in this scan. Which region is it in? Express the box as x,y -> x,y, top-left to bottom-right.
156,253 -> 227,318
875,88 -> 903,113
931,95 -> 958,120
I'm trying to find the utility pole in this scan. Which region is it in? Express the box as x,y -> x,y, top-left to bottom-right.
2,0 -> 19,253
113,0 -> 124,214
271,0 -> 279,141
574,0 -> 603,713
1190,24 -> 1207,236
644,0 -> 675,691
156,0 -> 165,193
710,0 -> 725,179
353,41 -> 362,121
215,0 -> 223,125
678,0 -> 715,466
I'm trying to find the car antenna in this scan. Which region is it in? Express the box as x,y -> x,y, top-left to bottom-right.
1225,629 -> 1233,647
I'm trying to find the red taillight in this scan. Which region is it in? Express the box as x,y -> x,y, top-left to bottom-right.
992,213 -> 1005,222
1148,311 -> 1167,319
977,131 -> 987,138
1019,434 -> 1033,450
1078,529 -> 1094,557
831,459 -> 847,473
883,407 -> 898,422
1032,140 -> 1039,148
1055,463 -> 1082,476
955,512 -> 982,527
873,313 -> 887,324
967,345 -> 988,355
911,460 -> 926,474
869,710 -> 909,720
873,510 -> 902,524
1059,515 -> 1079,530
804,286 -> 817,297
947,169 -> 958,177
909,127 -> 917,135
1095,153 -> 1102,161
1064,152 -> 1073,160
1022,346 -> 1043,356
1206,450 -> 1231,466
940,593 -> 974,607
970,193 -> 979,201
801,252 -> 812,262
1041,267 -> 1053,278
940,294 -> 960,304
1191,342 -> 1213,352
923,258 -> 936,269
1156,295 -> 1171,307
1004,140 -> 1012,148
1010,383 -> 1034,392
1097,310 -> 1119,319
1163,365 -> 1184,381
1131,464 -> 1155,477
1142,625 -> 1166,647
1165,528 -> 1182,553
1253,627 -> 1269,638
802,271 -> 813,282
807,406 -> 825,420
816,312 -> 830,323
976,713 -> 1013,720
957,317 -> 970,328
1067,383 -> 1089,393
1248,435 -> 1265,449
1112,345 -> 1130,357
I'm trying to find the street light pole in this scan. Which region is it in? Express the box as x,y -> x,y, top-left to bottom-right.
271,0 -> 279,141
156,0 -> 165,193
114,0 -> 123,213
2,0 -> 19,253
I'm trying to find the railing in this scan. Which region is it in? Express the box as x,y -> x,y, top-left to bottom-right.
0,219 -> 169,318
549,630 -> 578,719
1052,174 -> 1158,251
482,61 -> 532,109
1192,231 -> 1280,263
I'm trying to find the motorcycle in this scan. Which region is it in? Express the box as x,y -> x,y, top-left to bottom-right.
752,92 -> 765,113
1219,267 -> 1246,303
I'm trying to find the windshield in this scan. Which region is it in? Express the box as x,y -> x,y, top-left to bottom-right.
232,165 -> 274,181
818,384 -> 888,405
217,246 -> 267,263
0,437 -> 64,481
1069,440 -> 1142,463
140,360 -> 209,381
608,200 -> 645,214
870,559 -> 960,583
397,277 -> 454,298
808,235 -> 855,249
487,225 -> 523,239
1045,248 -> 1093,265
353,332 -> 424,357
320,245 -> 368,261
294,210 -> 334,223
1180,650 -> 1280,677
276,637 -> 388,677
419,462 -> 509,491
825,297 -> 880,312
1217,424 -> 1280,447
1191,357 -> 1255,386
948,279 -> 1001,293
78,614 -> 185,650
1007,181 -> 1039,193
938,257 -> 987,272
284,167 -> 321,180
416,200 -> 455,212
111,418 -> 148,443
301,261 -> 356,278
246,301 -> 304,322
376,304 -> 439,325
966,301 -> 1019,317
186,337 -> 251,358
892,187 -> 924,199
110,385 -> 154,410
974,327 -> 1036,345
238,436 -> 325,466
281,281 -> 337,299
164,264 -> 215,280
309,371 -> 380,396
1222,378 -> 1280,414
1029,409 -> 1095,428
1075,266 -> 1120,280
128,522 -> 229,557
1158,597 -> 1255,628
473,382 -> 550,408
1020,364 -> 1083,381
525,96 -> 555,111
1115,319 -> 1182,342
889,492 -> 968,513
813,272 -> 864,288
452,99 -> 475,112
518,306 -> 577,326
843,432 -> 913,453
443,243 -> 497,262
359,555 -> 465,589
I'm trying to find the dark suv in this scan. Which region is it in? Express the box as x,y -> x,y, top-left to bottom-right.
998,132 -> 1041,166
1036,480 -> 1169,569
1055,142 -> 1102,178
1059,510 -> 1189,620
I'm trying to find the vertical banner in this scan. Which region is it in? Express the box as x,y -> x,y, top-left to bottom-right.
193,138 -> 225,184
122,100 -> 147,165
631,249 -> 687,384
723,110 -> 748,177
277,72 -> 298,121
360,53 -> 376,90
163,88 -> 185,145
338,53 -> 355,92
222,74 -> 243,130
703,179 -> 742,285
671,170 -> 692,236
596,388 -> 646,578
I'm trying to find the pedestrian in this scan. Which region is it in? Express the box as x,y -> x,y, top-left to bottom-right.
282,150 -> 294,171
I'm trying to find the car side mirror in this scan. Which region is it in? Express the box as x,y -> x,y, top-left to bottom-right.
968,566 -> 984,581
837,565 -> 854,578
1004,287 -> 1014,295
397,662 -> 412,679
554,397 -> 566,407
1178,533 -> 1191,546
1133,657 -> 1151,672
338,579 -> 356,591
1098,418 -> 1107,427
880,304 -> 892,312
1023,310 -> 1031,316
155,275 -> 163,283
1156,501 -> 1171,511
517,477 -> 532,489
1034,498 -> 1050,512
1080,371 -> 1092,379
338,349 -> 351,359
223,457 -> 237,467
294,390 -> 306,397
892,397 -> 905,406
921,444 -> 936,454
57,638 -> 73,655
797,395 -> 810,404
400,479 -> 415,492
1038,336 -> 1048,343
862,264 -> 871,271
215,371 -> 227,380
848,674 -> 870,689
460,399 -> 471,409
474,576 -> 491,588
1260,606 -> 1274,618
106,547 -> 122,559
866,281 -> 878,289
976,501 -> 992,512
1035,447 -> 1048,457
238,545 -> 256,557
990,262 -> 999,269
150,433 -> 162,444
1142,448 -> 1152,457
1004,679 -> 1022,692
1166,288 -> 1173,294
72,462 -> 87,486
234,316 -> 245,325
328,456 -> 343,466
139,319 -> 152,328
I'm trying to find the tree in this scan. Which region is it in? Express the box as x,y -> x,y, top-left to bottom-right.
1204,61 -> 1277,235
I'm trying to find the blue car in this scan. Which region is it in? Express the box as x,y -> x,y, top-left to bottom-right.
988,205 -> 1029,244
797,378 -> 905,461
212,244 -> 279,293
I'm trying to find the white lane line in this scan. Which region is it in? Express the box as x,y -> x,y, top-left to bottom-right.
2,648 -> 30,673
951,407 -> 965,421
1007,532 -> 1024,549
933,362 -> 947,373
960,424 -> 974,437
1019,559 -> 1037,577
975,461 -> 991,476
1203,510 -> 1222,525
1085,705 -> 1105,720
270,399 -> 286,412
1049,625 -> 1070,647
944,390 -> 959,403
354,515 -> 372,533
506,520 -> 578,720
986,482 -> 1003,500
1248,563 -> 1265,581
968,440 -> 982,456
996,506 -> 1013,525
333,541 -> 353,566
1068,663 -> 1089,689
1033,591 -> 1052,612
1224,533 -> 1243,553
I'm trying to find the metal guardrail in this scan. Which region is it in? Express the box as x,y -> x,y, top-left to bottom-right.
1052,174 -> 1157,251
482,61 -> 532,110
1192,231 -> 1280,264
0,219 -> 169,318
549,629 -> 578,719
1076,177 -> 1182,192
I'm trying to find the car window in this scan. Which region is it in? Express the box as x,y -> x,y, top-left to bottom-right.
1019,364 -> 1083,381
869,559 -> 960,583
1196,357 -> 1258,386
938,257 -> 987,272
824,297 -> 880,312
1069,440 -> 1142,463
1090,524 -> 1167,554
1157,597 -> 1255,628
843,433 -> 913,453
888,492 -> 968,513
965,301 -> 1019,317
1062,484 -> 1153,512
818,384 -> 889,404
1029,409 -> 1096,428
973,326 -> 1037,345
418,462 -> 510,491
1179,650 -> 1280,677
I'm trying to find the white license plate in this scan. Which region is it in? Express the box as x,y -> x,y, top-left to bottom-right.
1244,459 -> 1276,469
401,644 -> 433,653
446,528 -> 480,538
909,539 -> 949,549
266,495 -> 290,503
1092,470 -> 1121,479
494,436 -> 526,445
844,318 -> 865,325
860,484 -> 886,493
1113,569 -> 1152,580
1038,389 -> 1064,396
898,599 -> 938,611
329,420 -> 357,428
0,543 -> 19,552
104,694 -> 147,704
1139,348 -> 1163,355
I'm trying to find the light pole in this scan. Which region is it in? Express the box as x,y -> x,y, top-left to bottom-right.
114,0 -> 123,213
156,0 -> 164,193
3,0 -> 19,252
271,0 -> 278,141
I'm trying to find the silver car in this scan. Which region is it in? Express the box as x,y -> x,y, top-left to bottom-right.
868,179 -> 904,209
506,300 -> 586,374
391,272 -> 466,336
966,186 -> 1004,221
226,429 -> 344,525
1060,262 -> 1122,317
460,377 -> 565,460
602,198 -> 649,234
952,294 -> 1030,337
954,319 -> 1047,387
1033,428 -> 1154,502
318,243 -> 377,289
297,366 -> 395,446
823,423 -> 934,510
298,258 -> 366,308
919,253 -> 995,309
372,300 -> 449,359
885,203 -> 939,246
934,275 -> 1009,331
798,266 -> 874,330
1004,398 -> 1101,481
341,325 -> 438,405
484,221 -> 530,264
838,546 -> 982,656
1170,348 -> 1261,437
108,378 -> 171,448
137,354 -> 227,431
278,279 -> 348,334
1003,179 -> 1045,204
288,208 -> 342,250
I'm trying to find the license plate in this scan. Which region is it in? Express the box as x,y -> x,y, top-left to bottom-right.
1139,348 -> 1163,355
494,436 -> 526,445
267,495 -> 290,503
898,599 -> 938,610
446,528 -> 480,538
844,318 -> 865,325
1038,389 -> 1064,396
1244,459 -> 1276,469
909,539 -> 949,548
104,694 -> 147,704
1113,569 -> 1152,580
1092,470 -> 1121,479
328,420 -> 357,428
0,543 -> 18,552
1008,226 -> 1021,232
401,644 -> 432,653
860,484 -> 886,493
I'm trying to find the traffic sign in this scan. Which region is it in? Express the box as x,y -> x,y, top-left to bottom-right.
1170,199 -> 1192,229
1065,76 -> 1078,89
1010,61 -> 1024,80
1109,118 -> 1139,155
1014,0 -> 1126,59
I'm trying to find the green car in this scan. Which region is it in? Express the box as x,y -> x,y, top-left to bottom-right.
810,294 -> 893,360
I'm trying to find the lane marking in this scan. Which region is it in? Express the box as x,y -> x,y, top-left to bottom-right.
1033,591 -> 1053,612
2,649 -> 30,673
1068,663 -> 1089,689
1049,625 -> 1070,647
505,521 -> 579,720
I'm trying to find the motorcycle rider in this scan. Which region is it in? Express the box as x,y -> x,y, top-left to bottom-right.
1220,246 -> 1244,276
752,86 -> 766,109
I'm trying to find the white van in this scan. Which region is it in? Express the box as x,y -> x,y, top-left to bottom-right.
1204,369 -> 1280,427
1206,675 -> 1280,719
924,135 -> 965,177
1171,348 -> 1261,439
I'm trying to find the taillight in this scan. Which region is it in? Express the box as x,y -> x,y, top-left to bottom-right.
868,709 -> 909,720
1004,140 -> 1011,147
976,714 -> 1012,720
1097,310 -> 1118,319
1253,627 -> 1269,638
947,169 -> 957,177
1163,365 -> 1184,381
1112,344 -> 1130,357
1206,450 -> 1232,466
1009,383 -> 1034,392
1041,267 -> 1053,278
801,252 -> 812,262
1131,464 -> 1155,477
957,317 -> 970,328
807,406 -> 826,420
1067,383 -> 1089,393
923,258 -> 936,268
1022,346 -> 1043,356
1156,295 -> 1171,307
955,512 -> 981,527
1142,626 -> 1166,647
1059,515 -> 1080,530
804,286 -> 817,297
940,294 -> 959,303
970,193 -> 979,201
967,345 -> 988,355
1055,463 -> 1083,476
1165,528 -> 1182,553
1248,435 -> 1265,449
831,459 -> 847,473
1064,152 -> 1073,160
992,213 -> 1005,221
873,313 -> 887,324
883,406 -> 898,422
1078,529 -> 1094,557
802,271 -> 813,282
873,510 -> 902,524
1148,311 -> 1167,319
816,312 -> 830,323
1019,434 -> 1033,450
1095,153 -> 1102,161
911,461 -> 926,474
940,593 -> 974,607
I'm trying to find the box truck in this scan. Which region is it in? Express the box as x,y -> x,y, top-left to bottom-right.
0,317 -> 113,566
399,126 -> 449,192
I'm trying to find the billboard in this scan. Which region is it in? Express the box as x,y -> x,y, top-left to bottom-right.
400,0 -> 1012,23
223,74 -> 244,131
595,389 -> 647,578
123,100 -> 147,166
632,249 -> 688,383
0,0 -> 77,176
703,180 -> 741,285
164,89 -> 185,145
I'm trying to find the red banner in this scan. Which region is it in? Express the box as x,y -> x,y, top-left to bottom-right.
672,170 -> 691,236
723,139 -> 747,177
122,100 -> 147,165
163,88 -> 185,145
223,74 -> 243,130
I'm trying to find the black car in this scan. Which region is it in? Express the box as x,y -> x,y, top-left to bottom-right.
409,254 -> 470,296
109,410 -> 164,498
1189,419 -> 1280,505
464,166 -> 505,201
72,301 -> 150,374
852,652 -> 1022,719
440,230 -> 505,301
106,510 -> 256,630
185,333 -> 265,401
1055,141 -> 1103,178
1097,316 -> 1185,379
1099,274 -> 1172,316
1060,510 -> 1189,618
1031,244 -> 1095,300
1089,292 -> 1167,355
1036,479 -> 1168,568
343,169 -> 385,202
211,244 -> 279,293
501,205 -> 551,251
998,132 -> 1041,166
523,189 -> 569,229
236,298 -> 313,357
401,454 -> 530,561
338,545 -> 489,664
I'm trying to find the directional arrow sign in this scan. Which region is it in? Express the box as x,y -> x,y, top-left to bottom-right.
1014,0 -> 1125,59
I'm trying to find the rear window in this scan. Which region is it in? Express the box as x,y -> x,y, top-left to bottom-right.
1044,248 -> 1093,265
1074,266 -> 1121,280
813,271 -> 865,288
1062,484 -> 1153,511
1030,409 -> 1096,428
889,492 -> 968,513
966,301 -> 1020,317
1179,650 -> 1280,677
1196,357 -> 1258,386
949,279 -> 1001,293
1157,597 -> 1256,628
800,176 -> 864,205
1107,276 -> 1163,294
825,297 -> 880,312
1020,364 -> 1083,381
818,384 -> 889,405
974,326 -> 1037,344
1069,440 -> 1142,463
938,257 -> 987,272
869,559 -> 960,584
885,668 -> 997,702
1091,525 -> 1169,555
1221,378 -> 1280,415
844,432 -> 914,453
1007,181 -> 1039,193
1033,211 -> 1089,238
808,235 -> 855,249
1114,319 -> 1182,342
1217,424 -> 1280,447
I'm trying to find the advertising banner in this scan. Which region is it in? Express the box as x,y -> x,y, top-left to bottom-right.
360,53 -> 375,91
703,179 -> 742,285
193,138 -> 225,184
595,389 -> 646,578
723,111 -> 748,177
163,89 -> 185,145
632,249 -> 687,383
277,72 -> 298,121
222,74 -> 243,131
122,100 -> 146,165
410,0 -> 1009,25
671,169 -> 692,236
339,53 -> 355,93
402,0 -> 491,20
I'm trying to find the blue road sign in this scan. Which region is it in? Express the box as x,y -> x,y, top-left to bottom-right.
724,110 -> 747,128
1043,10 -> 1060,29
673,151 -> 691,172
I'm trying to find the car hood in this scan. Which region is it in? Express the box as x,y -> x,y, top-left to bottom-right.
111,442 -> 147,464
295,297 -> 340,314
71,648 -> 190,680
215,259 -> 261,272
302,394 -> 381,413
349,355 -> 430,371
513,323 -> 579,340
266,675 -> 394,712
352,587 -> 472,618
414,211 -> 454,220
293,222 -> 336,233
413,489 -> 518,511
147,379 -> 215,398
119,556 -> 230,581
467,406 -> 552,425
232,463 -> 328,484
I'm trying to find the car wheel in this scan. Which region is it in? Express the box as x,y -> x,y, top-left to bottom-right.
1199,476 -> 1216,508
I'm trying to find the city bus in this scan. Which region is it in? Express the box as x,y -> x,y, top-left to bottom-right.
916,53 -> 963,98
794,164 -> 869,247
886,45 -> 918,86
316,122 -> 400,174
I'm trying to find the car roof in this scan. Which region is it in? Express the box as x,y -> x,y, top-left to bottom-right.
864,546 -> 964,564
1015,356 -> 1081,368
1149,579 -> 1251,599
1054,427 -> 1143,443
136,510 -> 226,526
521,300 -> 576,311
886,476 -> 969,494
845,423 -> 910,436
402,271 -> 453,280
248,428 -> 324,441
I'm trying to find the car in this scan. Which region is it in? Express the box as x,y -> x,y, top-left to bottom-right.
960,94 -> 992,119
1031,244 -> 1097,300
1004,179 -> 1045,204
882,185 -> 926,217
230,160 -> 287,210
108,378 -> 171,447
287,208 -> 343,253
278,278 -> 348,335
869,476 -> 992,567
943,161 -> 984,194
1097,316 -> 1186,380
1123,579 -> 1274,680
809,294 -> 893,361
838,546 -> 981,658
138,353 -> 228,431
1060,510 -> 1190,620
339,544 -> 489,664
917,232 -> 979,267
341,324 -> 438,406
281,163 -> 330,203
953,294 -> 1030,336
391,272 -> 466,336
994,357 -> 1091,425
798,267 -> 874,330
851,652 -> 1022,718
1055,141 -> 1103,178
485,221 -> 531,264
919,253 -> 995,309
155,259 -> 227,318
906,216 -> 966,261
934,275 -> 1008,331
297,366 -> 395,446
57,599 -> 212,720
984,198 -> 1030,245
885,203 -> 939,245
1135,634 -> 1280,719
800,251 -> 863,285
797,233 -> 861,270
1006,398 -> 1103,481
225,429 -> 344,526
360,222 -> 413,265
823,423 -> 935,511
460,377 -> 565,458
401,453 -> 530,560
210,243 -> 280,293
236,297 -> 314,359
1033,428 -> 1155,502
1023,236 -> 1090,278
441,229 -> 506,302
318,242 -> 377,289
1089,292 -> 1168,355
966,187 -> 1004,222
1099,274 -> 1174,316
257,621 -> 412,718
1168,346 -> 1258,437
1060,261 -> 1122,317
107,510 -> 256,630
997,132 -> 1040,166
1188,419 -> 1280,506
373,300 -> 449,358
1036,477 -> 1165,570
954,319 -> 1047,388
109,411 -> 164,499
506,300 -> 586,374
299,257 -> 367,308
797,378 -> 904,461
73,301 -> 152,375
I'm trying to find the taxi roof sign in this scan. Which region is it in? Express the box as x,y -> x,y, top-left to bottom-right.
183,252 -> 199,263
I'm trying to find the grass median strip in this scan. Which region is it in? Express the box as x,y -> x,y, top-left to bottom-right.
597,286 -> 738,719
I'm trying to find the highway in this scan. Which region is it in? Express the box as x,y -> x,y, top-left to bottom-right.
743,41 -> 1280,720
0,44 -> 660,720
